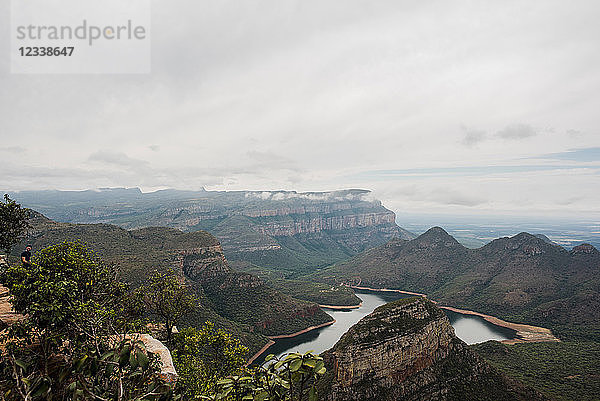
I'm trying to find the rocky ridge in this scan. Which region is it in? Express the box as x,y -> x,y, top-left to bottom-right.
320,297 -> 547,401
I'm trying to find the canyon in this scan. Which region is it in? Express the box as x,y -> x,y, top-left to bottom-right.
11,188 -> 414,276
319,297 -> 547,401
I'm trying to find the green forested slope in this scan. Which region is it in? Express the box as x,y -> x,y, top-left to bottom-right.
473,341 -> 600,401
10,212 -> 334,354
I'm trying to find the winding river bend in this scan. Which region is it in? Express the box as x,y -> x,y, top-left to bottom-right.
252,289 -> 518,365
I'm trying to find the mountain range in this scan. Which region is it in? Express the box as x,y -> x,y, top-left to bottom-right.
10,188 -> 414,278
313,227 -> 600,341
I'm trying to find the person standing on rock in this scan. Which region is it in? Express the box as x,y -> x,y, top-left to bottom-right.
21,245 -> 32,267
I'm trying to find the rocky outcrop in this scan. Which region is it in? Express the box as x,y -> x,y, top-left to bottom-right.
253,211 -> 397,236
136,334 -> 178,384
320,297 -> 547,401
571,243 -> 599,255
176,245 -> 230,281
117,334 -> 178,383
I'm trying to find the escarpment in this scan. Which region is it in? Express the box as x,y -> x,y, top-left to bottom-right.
11,189 -> 415,276
320,297 -> 547,401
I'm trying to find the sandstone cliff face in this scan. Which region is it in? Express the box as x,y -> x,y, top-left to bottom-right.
174,243 -> 333,336
13,190 -> 415,277
176,244 -> 231,282
320,297 -> 547,401
18,188 -> 413,245
253,211 -> 397,237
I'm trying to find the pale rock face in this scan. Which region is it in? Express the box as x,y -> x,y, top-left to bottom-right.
254,212 -> 397,237
120,334 -> 178,384
176,244 -> 231,281
175,243 -> 262,288
330,302 -> 454,389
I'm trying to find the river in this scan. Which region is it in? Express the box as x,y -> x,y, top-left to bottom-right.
253,289 -> 517,365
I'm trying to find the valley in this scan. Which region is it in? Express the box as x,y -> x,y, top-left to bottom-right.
4,189 -> 599,400
313,227 -> 600,342
11,188 -> 413,277
6,212 -> 335,355
250,289 -> 524,366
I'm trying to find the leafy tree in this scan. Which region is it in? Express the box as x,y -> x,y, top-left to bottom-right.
0,239 -> 328,401
208,352 -> 327,401
0,241 -> 174,400
135,269 -> 197,344
0,194 -> 31,253
172,323 -> 248,398
2,241 -> 129,333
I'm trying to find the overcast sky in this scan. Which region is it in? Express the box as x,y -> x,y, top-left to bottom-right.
1,0 -> 599,218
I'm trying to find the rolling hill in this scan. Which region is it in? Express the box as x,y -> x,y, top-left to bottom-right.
8,212 -> 334,354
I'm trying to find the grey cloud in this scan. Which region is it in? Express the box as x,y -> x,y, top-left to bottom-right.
244,190 -> 373,202
439,191 -> 487,207
388,185 -> 487,207
1,1 -> 600,218
460,126 -> 487,147
556,196 -> 584,206
496,124 -> 537,140
0,146 -> 26,154
88,150 -> 149,169
246,150 -> 302,173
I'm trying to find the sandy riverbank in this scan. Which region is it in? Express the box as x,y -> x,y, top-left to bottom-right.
439,306 -> 560,344
246,340 -> 276,366
319,302 -> 362,310
350,285 -> 428,298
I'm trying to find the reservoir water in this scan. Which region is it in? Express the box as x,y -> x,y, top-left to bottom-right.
253,289 -> 517,365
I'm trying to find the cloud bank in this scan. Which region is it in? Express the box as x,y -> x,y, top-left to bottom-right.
1,0 -> 599,217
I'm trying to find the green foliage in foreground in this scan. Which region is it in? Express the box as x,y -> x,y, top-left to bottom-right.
135,269 -> 197,344
172,324 -> 248,398
2,241 -> 131,333
0,194 -> 31,253
472,341 -> 600,401
0,241 -> 171,400
172,324 -> 327,400
209,352 -> 326,401
1,239 -> 327,400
